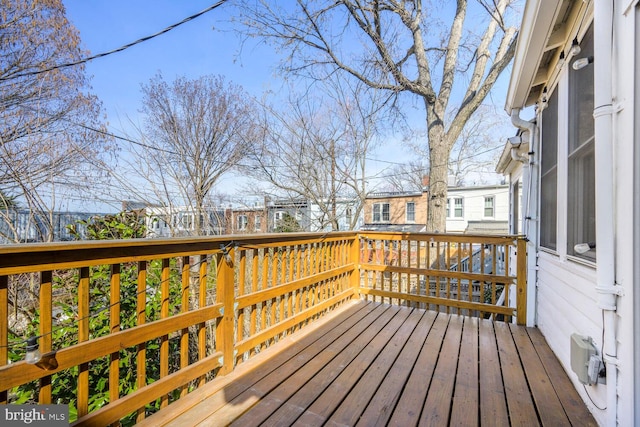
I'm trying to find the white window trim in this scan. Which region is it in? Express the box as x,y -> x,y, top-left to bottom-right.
372,202 -> 390,223
237,215 -> 248,231
483,196 -> 495,219
448,197 -> 464,219
406,202 -> 416,223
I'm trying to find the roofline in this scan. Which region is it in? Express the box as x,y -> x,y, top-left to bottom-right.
447,184 -> 508,192
505,0 -> 562,114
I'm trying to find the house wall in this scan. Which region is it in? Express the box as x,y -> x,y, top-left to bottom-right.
308,199 -> 362,232
502,1 -> 639,424
227,209 -> 267,234
445,185 -> 509,233
363,192 -> 427,226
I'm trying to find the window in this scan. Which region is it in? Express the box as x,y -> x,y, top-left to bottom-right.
453,198 -> 463,218
372,203 -> 390,222
255,215 -> 262,231
446,198 -> 450,218
540,87 -> 558,250
484,196 -> 494,218
180,213 -> 193,229
512,181 -> 521,235
237,215 -> 248,230
567,24 -> 595,260
406,202 -> 415,222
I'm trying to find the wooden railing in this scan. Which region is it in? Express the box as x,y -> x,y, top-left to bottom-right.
0,232 -> 526,426
358,233 -> 527,323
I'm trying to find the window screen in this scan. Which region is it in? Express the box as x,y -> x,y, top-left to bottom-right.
567,24 -> 595,260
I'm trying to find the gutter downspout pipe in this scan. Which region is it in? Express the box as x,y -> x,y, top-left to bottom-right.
511,109 -> 536,327
593,1 -> 620,425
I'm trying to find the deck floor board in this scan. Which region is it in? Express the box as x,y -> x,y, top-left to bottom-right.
143,301 -> 597,427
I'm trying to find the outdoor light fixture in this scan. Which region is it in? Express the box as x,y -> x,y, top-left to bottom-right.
572,56 -> 594,71
574,242 -> 596,254
25,336 -> 42,365
569,38 -> 581,57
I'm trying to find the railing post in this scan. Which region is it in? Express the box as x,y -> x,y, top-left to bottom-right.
216,246 -> 235,375
0,276 -> 6,404
350,235 -> 361,299
516,238 -> 528,325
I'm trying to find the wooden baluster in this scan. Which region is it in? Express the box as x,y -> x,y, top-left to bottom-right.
110,264 -> 120,420
250,251 -> 258,354
0,276 -> 6,404
136,261 -> 147,423
180,256 -> 190,398
492,245 -> 498,320
198,254 -> 208,385
38,271 -> 52,404
516,238 -> 527,325
77,267 -> 90,418
260,249 -> 268,340
216,248 -> 235,375
160,258 -> 170,408
270,248 -> 278,327
286,247 -> 293,319
445,242 -> 451,314
237,250 -> 246,352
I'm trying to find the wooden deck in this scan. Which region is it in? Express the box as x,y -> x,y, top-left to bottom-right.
139,300 -> 596,427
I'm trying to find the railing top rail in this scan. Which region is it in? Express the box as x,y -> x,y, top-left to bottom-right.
0,231 -> 359,275
358,231 -> 525,244
0,231 -> 525,275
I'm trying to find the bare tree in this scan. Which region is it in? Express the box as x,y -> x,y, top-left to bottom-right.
134,74 -> 257,236
244,79 -> 382,231
0,0 -> 112,242
385,161 -> 429,192
448,105 -> 510,185
240,0 -> 518,232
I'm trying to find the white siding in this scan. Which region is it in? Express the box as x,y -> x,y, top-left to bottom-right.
445,186 -> 509,233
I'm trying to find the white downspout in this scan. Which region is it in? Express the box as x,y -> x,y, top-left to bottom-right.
593,1 -> 621,425
511,109 -> 537,327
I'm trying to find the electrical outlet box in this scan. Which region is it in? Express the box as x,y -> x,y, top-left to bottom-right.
570,333 -> 597,385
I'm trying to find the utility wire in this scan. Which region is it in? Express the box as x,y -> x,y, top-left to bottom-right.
0,1 -> 228,82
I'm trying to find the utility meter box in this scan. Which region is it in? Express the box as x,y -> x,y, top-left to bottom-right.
570,333 -> 597,385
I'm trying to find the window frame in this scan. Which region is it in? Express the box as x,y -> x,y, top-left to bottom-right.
540,86 -> 559,251
453,198 -> 464,218
372,202 -> 390,223
237,215 -> 248,231
406,202 -> 416,222
566,24 -> 595,261
483,196 -> 495,218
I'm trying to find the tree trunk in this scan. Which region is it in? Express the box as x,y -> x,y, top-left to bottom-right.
427,127 -> 450,233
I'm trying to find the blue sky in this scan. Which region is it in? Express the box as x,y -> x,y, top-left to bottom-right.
63,0 -> 280,126
62,0 -> 509,209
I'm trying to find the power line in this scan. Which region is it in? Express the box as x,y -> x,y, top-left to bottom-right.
0,1 -> 228,82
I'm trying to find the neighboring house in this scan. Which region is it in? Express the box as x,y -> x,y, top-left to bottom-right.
265,197 -> 360,232
226,205 -> 267,234
500,1 -> 639,425
0,210 -> 108,243
145,206 -> 226,237
445,185 -> 509,234
308,198 -> 363,232
266,199 -> 311,232
360,191 -> 427,232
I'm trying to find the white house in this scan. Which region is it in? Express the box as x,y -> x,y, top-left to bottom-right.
445,184 -> 509,234
145,206 -> 226,237
498,0 -> 639,425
